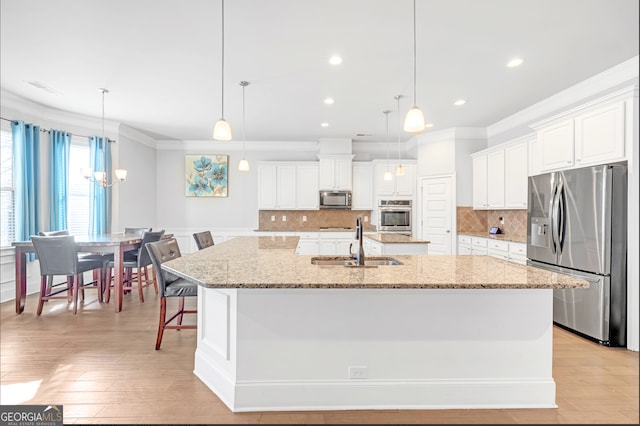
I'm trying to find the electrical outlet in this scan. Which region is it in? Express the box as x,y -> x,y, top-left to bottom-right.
282,215 -> 286,221
302,215 -> 307,222
271,216 -> 275,222
364,216 -> 368,222
348,366 -> 369,379
499,216 -> 505,225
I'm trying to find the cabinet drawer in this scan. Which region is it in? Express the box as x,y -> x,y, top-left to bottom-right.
509,243 -> 527,257
487,240 -> 509,252
471,237 -> 488,247
458,235 -> 472,245
471,247 -> 488,256
488,248 -> 509,260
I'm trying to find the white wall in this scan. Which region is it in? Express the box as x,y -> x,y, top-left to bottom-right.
414,128 -> 486,206
155,140 -> 320,232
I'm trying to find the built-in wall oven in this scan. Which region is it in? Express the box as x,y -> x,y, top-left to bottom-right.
378,199 -> 412,234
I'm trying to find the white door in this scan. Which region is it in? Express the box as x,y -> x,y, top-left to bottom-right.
420,175 -> 454,255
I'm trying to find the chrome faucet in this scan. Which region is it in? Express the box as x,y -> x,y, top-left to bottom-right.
349,216 -> 365,266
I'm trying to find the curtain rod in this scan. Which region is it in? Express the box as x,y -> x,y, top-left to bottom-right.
0,116 -> 115,143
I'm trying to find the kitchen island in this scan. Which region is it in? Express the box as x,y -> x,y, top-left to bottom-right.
162,236 -> 588,413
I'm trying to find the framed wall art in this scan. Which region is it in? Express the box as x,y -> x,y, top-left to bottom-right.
185,154 -> 228,197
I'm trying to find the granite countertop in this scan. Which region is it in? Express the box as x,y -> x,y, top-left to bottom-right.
365,233 -> 430,244
458,232 -> 527,244
162,236 -> 588,290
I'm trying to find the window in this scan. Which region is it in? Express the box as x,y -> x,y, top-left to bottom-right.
0,130 -> 92,245
0,128 -> 14,247
67,141 -> 91,236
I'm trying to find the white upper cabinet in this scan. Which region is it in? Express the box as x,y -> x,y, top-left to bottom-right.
574,101 -> 625,167
532,94 -> 628,173
538,119 -> 574,171
472,154 -> 488,209
318,155 -> 352,190
296,163 -> 319,210
351,162 -> 374,210
504,141 -> 528,208
373,160 -> 416,197
472,137 -> 529,210
486,149 -> 505,208
258,162 -> 319,210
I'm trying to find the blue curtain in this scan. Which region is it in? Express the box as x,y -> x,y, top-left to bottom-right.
12,121 -> 40,260
88,136 -> 112,235
49,130 -> 71,231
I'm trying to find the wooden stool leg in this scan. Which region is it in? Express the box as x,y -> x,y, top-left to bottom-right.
72,275 -> 79,315
177,296 -> 185,326
137,266 -> 144,303
155,297 -> 167,350
37,276 -> 47,316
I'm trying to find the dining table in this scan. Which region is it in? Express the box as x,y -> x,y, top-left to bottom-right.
12,233 -> 144,314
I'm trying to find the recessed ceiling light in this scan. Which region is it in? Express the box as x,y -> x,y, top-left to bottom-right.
425,123 -> 433,128
506,58 -> 524,68
324,97 -> 335,105
453,99 -> 466,106
321,122 -> 329,127
329,55 -> 343,66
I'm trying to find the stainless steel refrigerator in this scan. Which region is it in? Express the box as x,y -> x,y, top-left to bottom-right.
527,163 -> 627,347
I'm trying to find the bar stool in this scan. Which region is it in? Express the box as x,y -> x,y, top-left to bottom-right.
192,230 -> 214,250
146,238 -> 197,350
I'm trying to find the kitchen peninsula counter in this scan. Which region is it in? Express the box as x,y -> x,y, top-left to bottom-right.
163,236 -> 586,290
163,236 -> 588,413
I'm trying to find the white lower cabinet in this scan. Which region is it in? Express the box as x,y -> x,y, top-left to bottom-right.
458,235 -> 526,264
362,237 -> 429,255
295,232 -> 352,255
508,242 -> 527,265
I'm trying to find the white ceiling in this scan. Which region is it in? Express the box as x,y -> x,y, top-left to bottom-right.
1,0 -> 638,143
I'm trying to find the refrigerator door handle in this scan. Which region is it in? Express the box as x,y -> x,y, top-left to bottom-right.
549,181 -> 559,254
557,180 -> 566,253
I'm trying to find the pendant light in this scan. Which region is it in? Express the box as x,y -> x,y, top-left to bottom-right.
238,81 -> 250,172
395,95 -> 405,176
213,0 -> 232,140
81,88 -> 127,187
403,0 -> 425,133
383,110 -> 393,181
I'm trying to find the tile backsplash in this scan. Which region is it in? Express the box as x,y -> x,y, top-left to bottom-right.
457,206 -> 527,239
259,210 -> 372,231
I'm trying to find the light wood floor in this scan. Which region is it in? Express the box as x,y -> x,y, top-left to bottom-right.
1,289 -> 638,424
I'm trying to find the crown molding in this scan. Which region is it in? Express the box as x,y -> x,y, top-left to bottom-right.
118,124 -> 158,149
413,127 -> 487,147
0,88 -> 118,138
488,55 -> 639,139
155,139 -> 319,152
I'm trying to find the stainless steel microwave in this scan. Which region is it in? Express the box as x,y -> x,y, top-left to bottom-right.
319,191 -> 352,209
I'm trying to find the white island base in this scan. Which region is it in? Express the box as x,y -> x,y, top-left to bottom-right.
194,287 -> 556,412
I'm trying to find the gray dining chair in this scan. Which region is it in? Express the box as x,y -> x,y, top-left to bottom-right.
192,230 -> 214,250
124,227 -> 152,236
31,235 -> 105,315
38,229 -> 110,301
104,230 -> 165,303
146,238 -> 197,350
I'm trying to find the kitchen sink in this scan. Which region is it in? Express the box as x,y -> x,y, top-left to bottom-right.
310,256 -> 403,267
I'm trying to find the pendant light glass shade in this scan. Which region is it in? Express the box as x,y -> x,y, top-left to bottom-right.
404,106 -> 425,132
213,118 -> 232,140
403,0 -> 425,133
213,0 -> 232,140
396,164 -> 406,176
383,170 -> 393,181
238,158 -> 250,171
